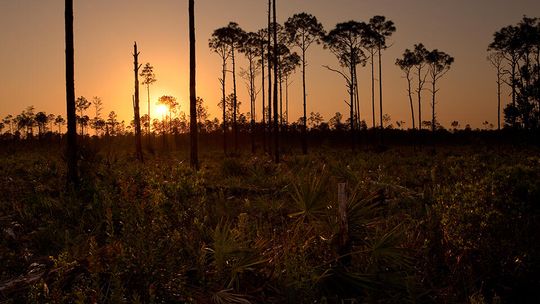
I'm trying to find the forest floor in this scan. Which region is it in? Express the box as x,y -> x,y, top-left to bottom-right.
1,141 -> 539,303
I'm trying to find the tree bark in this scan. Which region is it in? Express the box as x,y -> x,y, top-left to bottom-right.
417,65 -> 423,130
189,0 -> 199,169
249,56 -> 256,154
407,71 -> 415,130
272,0 -> 279,163
431,80 -> 436,133
221,59 -> 227,154
371,50 -> 376,129
261,39 -> 266,152
378,46 -> 383,130
267,0 -> 272,154
301,44 -> 308,154
232,44 -> 238,153
65,0 -> 78,185
133,43 -> 143,162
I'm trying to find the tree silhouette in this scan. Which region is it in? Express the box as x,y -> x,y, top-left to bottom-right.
285,12 -> 325,154
487,51 -> 505,130
489,24 -> 521,108
140,63 -> 157,135
211,22 -> 246,152
75,96 -> 91,136
55,115 -> 65,134
280,52 -> 301,125
272,0 -> 279,163
91,96 -> 103,136
218,93 -> 242,124
490,16 -> 540,129
257,28 -> 268,151
239,31 -> 262,153
412,44 -> 429,130
228,22 -> 246,152
3,115 -> 13,134
426,49 -> 454,132
35,111 -> 48,138
158,95 -> 178,133
107,111 -> 119,136
323,21 -> 366,146
209,27 -> 231,154
368,15 -> 396,130
361,25 -> 378,128
396,48 -> 417,130
16,106 -> 36,138
132,42 -> 143,162
189,0 -> 198,169
65,0 -> 77,184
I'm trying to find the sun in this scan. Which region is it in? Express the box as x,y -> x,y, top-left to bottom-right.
155,104 -> 168,118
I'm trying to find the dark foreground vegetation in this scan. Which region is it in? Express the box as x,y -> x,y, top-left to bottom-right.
1,133 -> 539,303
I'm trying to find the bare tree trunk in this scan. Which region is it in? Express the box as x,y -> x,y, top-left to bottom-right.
407,72 -> 415,130
250,57 -> 256,154
189,0 -> 199,169
378,46 -> 383,130
267,0 -> 272,154
147,84 -> 151,136
431,80 -> 436,133
232,44 -> 238,153
349,56 -> 355,150
285,75 -> 290,125
301,46 -> 308,154
133,43 -> 143,162
417,66 -> 423,130
65,0 -> 78,185
261,40 -> 266,152
221,60 -> 227,154
497,68 -> 501,131
272,0 -> 279,163
279,62 -> 283,130
354,65 -> 360,129
371,50 -> 375,129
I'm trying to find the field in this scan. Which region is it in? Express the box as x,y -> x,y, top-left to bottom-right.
1,137 -> 539,303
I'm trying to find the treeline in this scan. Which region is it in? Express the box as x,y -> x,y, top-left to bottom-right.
2,102 -> 504,141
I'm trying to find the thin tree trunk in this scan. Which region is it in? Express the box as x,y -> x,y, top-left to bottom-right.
65,0 -> 78,185
417,65 -> 423,130
267,0 -> 272,153
354,64 -> 360,128
497,68 -> 501,131
232,45 -> 238,153
133,42 -> 143,162
349,55 -> 355,150
147,84 -> 151,136
371,50 -> 375,129
407,72 -> 415,130
301,45 -> 308,154
432,80 -> 436,133
261,40 -> 266,152
378,46 -> 383,130
250,57 -> 256,154
285,75 -> 289,125
189,0 -> 198,169
222,59 -> 227,154
279,61 -> 283,130
272,0 -> 279,163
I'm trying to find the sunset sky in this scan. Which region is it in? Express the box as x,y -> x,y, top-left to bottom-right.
1,0 -> 539,129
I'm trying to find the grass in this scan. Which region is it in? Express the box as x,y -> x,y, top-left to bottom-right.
1,141 -> 539,303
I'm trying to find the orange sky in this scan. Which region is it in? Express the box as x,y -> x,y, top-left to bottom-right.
1,0 -> 539,129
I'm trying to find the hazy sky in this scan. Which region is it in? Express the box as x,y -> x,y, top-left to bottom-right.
1,0 -> 539,129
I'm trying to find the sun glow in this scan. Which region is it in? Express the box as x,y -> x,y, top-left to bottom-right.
155,104 -> 168,118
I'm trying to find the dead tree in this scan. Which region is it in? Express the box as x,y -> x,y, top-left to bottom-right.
133,42 -> 143,162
